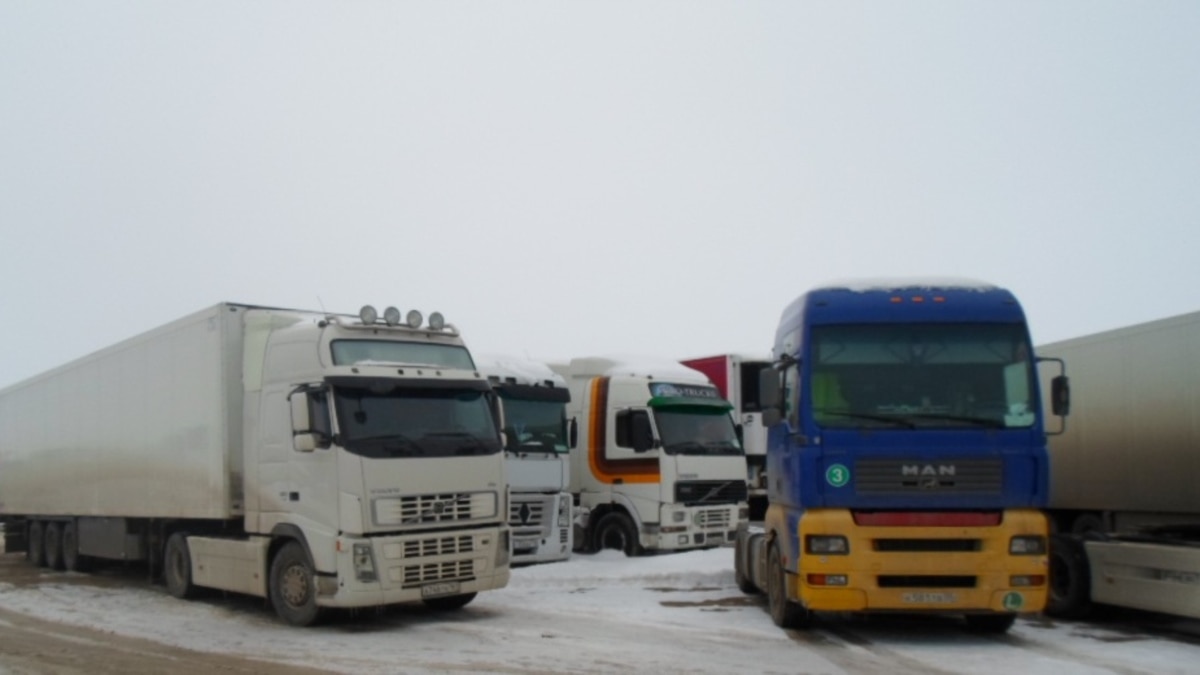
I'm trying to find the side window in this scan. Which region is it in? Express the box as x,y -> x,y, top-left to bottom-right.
783,363 -> 800,428
615,409 -> 633,448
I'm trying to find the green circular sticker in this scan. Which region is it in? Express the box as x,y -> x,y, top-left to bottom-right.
825,463 -> 850,487
1003,592 -> 1024,611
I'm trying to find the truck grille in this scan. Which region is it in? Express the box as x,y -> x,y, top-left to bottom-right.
878,575 -> 976,588
399,534 -> 476,558
873,539 -> 981,552
696,509 -> 732,529
373,491 -> 497,527
509,496 -> 551,538
675,480 -> 748,506
854,459 -> 1002,495
402,559 -> 475,587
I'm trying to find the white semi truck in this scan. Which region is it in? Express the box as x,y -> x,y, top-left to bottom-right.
551,357 -> 749,555
476,354 -> 573,565
0,303 -> 511,626
679,353 -> 772,520
1040,311 -> 1200,620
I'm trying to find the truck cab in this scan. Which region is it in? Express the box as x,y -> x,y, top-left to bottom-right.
476,354 -> 574,565
554,357 -> 749,555
737,280 -> 1067,633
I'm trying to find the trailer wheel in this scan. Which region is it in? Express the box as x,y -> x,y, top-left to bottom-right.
1046,534 -> 1092,619
163,533 -> 196,599
27,521 -> 47,568
964,614 -> 1017,633
767,542 -> 809,629
270,541 -> 322,627
44,522 -> 65,571
593,512 -> 642,557
423,592 -> 478,611
61,521 -> 89,573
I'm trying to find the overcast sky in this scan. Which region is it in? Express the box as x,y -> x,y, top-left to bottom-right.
2,2 -> 1197,389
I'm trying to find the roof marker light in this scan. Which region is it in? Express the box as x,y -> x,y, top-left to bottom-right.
359,305 -> 378,325
406,310 -> 423,328
429,312 -> 445,331
383,306 -> 401,326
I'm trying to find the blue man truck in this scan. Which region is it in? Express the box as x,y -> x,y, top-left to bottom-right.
734,279 -> 1069,633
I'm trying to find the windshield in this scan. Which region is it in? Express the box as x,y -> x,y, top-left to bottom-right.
331,340 -> 475,369
331,380 -> 501,458
498,396 -> 569,454
809,323 -> 1036,430
654,407 -> 743,456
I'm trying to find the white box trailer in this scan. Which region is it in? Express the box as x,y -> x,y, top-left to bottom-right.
0,303 -> 511,625
1040,310 -> 1200,619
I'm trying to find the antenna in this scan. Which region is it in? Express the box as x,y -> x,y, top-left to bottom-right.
316,295 -> 330,317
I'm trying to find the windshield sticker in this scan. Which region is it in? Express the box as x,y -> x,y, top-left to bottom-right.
648,382 -> 720,399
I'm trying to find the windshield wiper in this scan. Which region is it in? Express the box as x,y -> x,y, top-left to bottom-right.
664,441 -> 708,455
350,433 -> 423,454
423,431 -> 492,455
903,413 -> 1007,429
816,411 -> 917,429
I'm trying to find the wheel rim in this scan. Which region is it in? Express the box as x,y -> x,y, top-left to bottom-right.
280,564 -> 311,608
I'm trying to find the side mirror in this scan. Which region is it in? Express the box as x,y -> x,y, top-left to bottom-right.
631,412 -> 655,453
289,386 -> 331,452
1051,375 -> 1070,417
758,364 -> 784,427
568,417 -> 579,449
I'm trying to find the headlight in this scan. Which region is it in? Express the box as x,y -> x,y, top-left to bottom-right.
352,543 -> 377,582
672,511 -> 687,523
495,529 -> 511,568
557,497 -> 571,528
806,535 -> 849,555
1009,535 -> 1046,555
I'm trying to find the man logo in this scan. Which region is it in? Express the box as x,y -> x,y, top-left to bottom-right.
901,464 -> 957,477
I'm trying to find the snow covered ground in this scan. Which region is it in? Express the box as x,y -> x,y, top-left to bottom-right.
1,547 -> 1198,674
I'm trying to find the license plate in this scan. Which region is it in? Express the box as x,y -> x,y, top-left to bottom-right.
420,581 -> 461,599
901,592 -> 958,604
514,537 -> 540,550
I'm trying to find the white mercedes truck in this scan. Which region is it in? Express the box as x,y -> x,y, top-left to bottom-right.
551,357 -> 749,555
476,354 -> 573,565
0,302 -> 511,626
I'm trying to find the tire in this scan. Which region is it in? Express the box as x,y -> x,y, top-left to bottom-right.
163,533 -> 196,599
1046,534 -> 1092,619
270,541 -> 322,627
44,521 -> 65,571
734,541 -> 760,595
766,542 -> 809,629
423,592 -> 478,611
61,521 -> 89,573
592,512 -> 642,556
964,614 -> 1017,633
28,521 -> 46,568
1070,513 -> 1105,536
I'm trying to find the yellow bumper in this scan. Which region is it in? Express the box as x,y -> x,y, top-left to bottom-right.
792,509 -> 1048,614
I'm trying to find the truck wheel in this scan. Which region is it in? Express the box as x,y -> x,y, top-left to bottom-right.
734,541 -> 760,595
767,542 -> 809,629
593,512 -> 642,556
1071,513 -> 1105,536
163,533 -> 196,599
964,614 -> 1017,633
44,522 -> 65,571
270,541 -> 322,627
61,521 -> 90,573
27,521 -> 46,567
1046,534 -> 1092,618
423,592 -> 478,611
